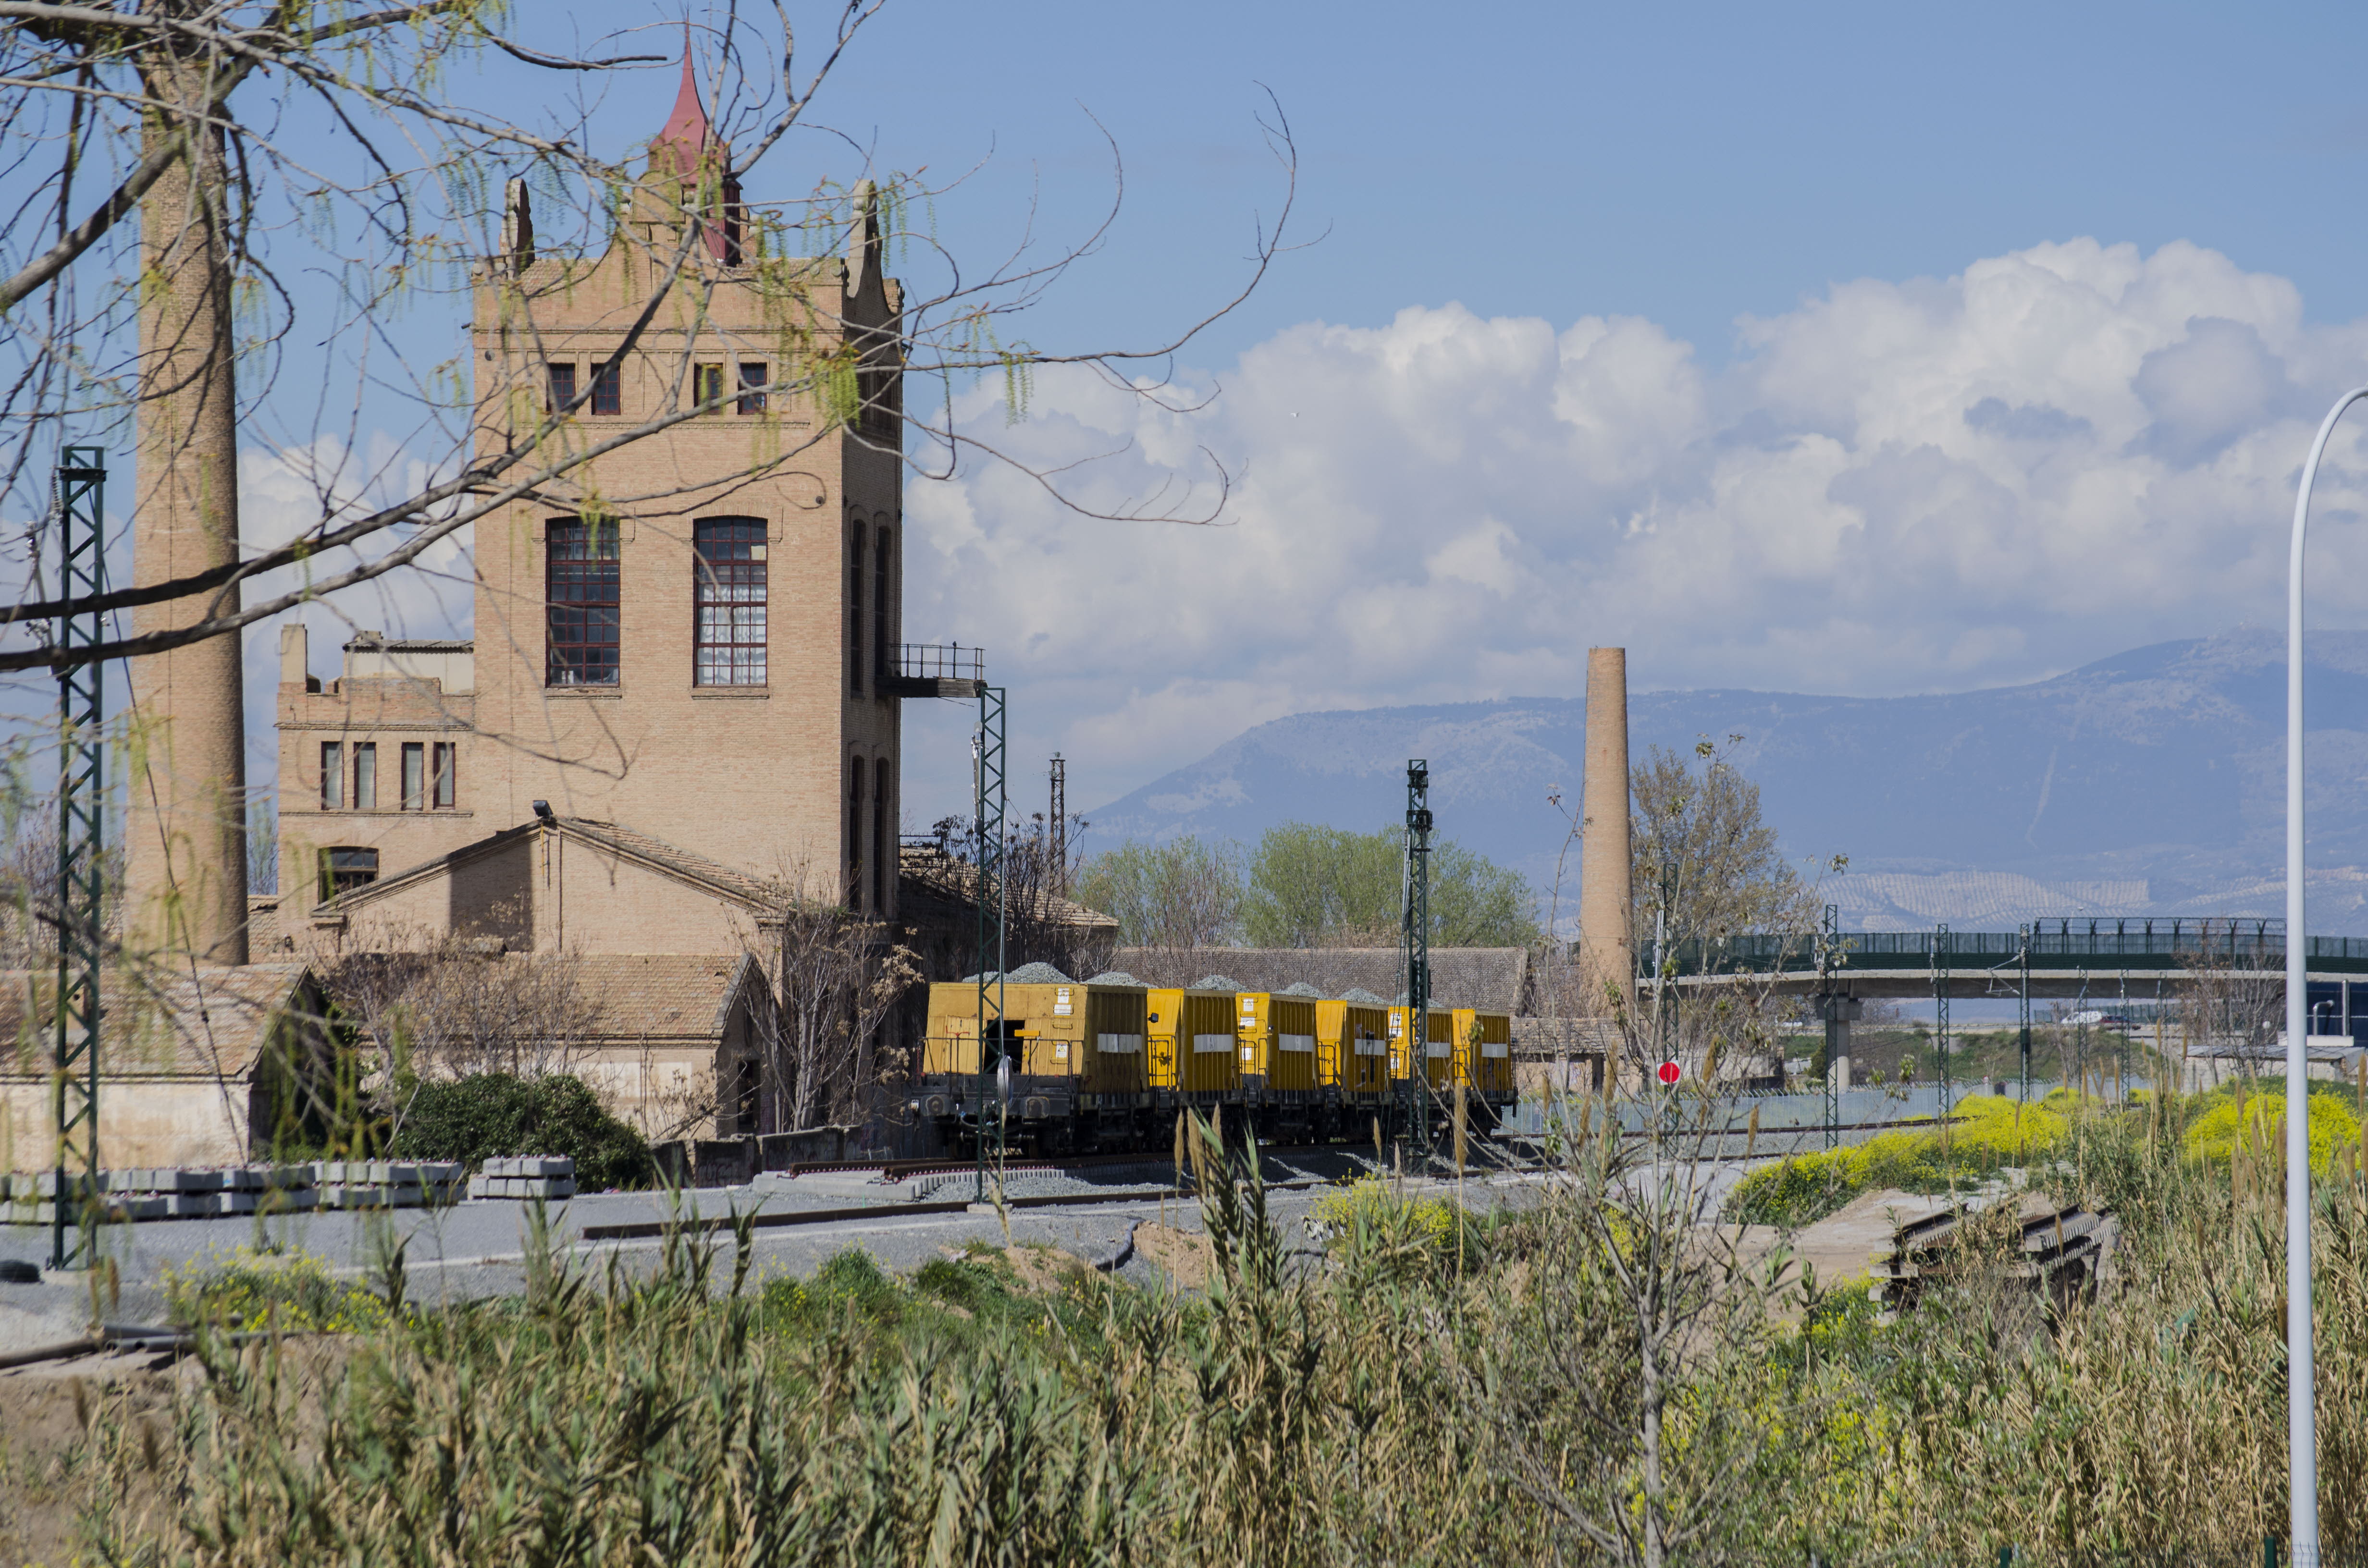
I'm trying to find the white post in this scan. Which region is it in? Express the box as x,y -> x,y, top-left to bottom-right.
2283,387 -> 2368,1564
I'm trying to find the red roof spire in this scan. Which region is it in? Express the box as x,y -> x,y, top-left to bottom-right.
651,26 -> 714,174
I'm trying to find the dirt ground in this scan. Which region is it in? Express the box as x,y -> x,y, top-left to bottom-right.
1132,1224 -> 1213,1290
0,1349 -> 190,1565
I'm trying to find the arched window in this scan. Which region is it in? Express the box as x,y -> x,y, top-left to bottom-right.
693,517 -> 766,685
872,761 -> 890,915
848,520 -> 867,696
848,755 -> 866,912
873,526 -> 892,693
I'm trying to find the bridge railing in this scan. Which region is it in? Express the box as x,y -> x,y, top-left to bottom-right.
1664,921 -> 2368,978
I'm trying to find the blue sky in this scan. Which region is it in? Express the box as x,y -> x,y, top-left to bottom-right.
62,0 -> 2368,831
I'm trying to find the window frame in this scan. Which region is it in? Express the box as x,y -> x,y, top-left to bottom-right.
320,741 -> 345,810
692,516 -> 768,687
736,361 -> 766,416
590,358 -> 621,416
353,742 -> 377,810
318,846 -> 379,901
546,361 -> 577,414
848,520 -> 866,696
431,742 -> 456,808
545,516 -> 622,687
400,742 -> 425,810
693,363 -> 724,410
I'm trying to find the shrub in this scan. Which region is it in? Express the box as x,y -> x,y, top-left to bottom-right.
2182,1083 -> 2361,1176
392,1071 -> 653,1190
162,1246 -> 397,1333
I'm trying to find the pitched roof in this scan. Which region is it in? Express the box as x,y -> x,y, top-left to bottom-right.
576,953 -> 763,1041
897,846 -> 1119,934
0,964 -> 321,1080
317,817 -> 793,923
1113,946 -> 1534,1013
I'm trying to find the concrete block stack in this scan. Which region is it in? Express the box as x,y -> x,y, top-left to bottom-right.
468,1156 -> 577,1201
0,1162 -> 471,1223
313,1161 -> 465,1210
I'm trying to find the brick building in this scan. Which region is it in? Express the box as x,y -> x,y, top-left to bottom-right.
254,57 -> 923,1143
274,56 -> 905,949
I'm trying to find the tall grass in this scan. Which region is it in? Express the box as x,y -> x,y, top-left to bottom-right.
33,1103 -> 2368,1565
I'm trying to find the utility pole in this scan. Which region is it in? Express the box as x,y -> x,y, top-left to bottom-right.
1933,923 -> 1952,1118
2018,923 -> 2033,1102
1048,753 -> 1066,895
50,448 -> 106,1273
973,686 -> 1007,1203
1403,759 -> 1432,1161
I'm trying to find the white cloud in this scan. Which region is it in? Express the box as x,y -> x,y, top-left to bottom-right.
903,238 -> 2368,817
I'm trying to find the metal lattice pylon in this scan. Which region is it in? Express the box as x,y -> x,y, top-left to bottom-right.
1402,760 -> 1431,1156
973,684 -> 1006,1202
1933,923 -> 1952,1117
50,448 -> 105,1271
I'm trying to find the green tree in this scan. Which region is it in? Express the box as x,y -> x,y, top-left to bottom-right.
1072,836 -> 1244,949
1242,821 -> 1538,948
1630,737 -> 1821,959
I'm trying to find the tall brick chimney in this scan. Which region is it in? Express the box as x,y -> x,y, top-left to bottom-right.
1578,647 -> 1631,1010
124,73 -> 249,968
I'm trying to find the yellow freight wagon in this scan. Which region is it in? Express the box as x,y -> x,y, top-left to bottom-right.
1319,994 -> 1392,1103
1236,991 -> 1320,1101
1387,1005 -> 1455,1089
1146,986 -> 1242,1102
1452,1007 -> 1516,1102
915,973 -> 1149,1152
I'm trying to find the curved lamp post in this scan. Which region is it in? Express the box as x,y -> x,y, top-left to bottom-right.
2282,387 -> 2368,1563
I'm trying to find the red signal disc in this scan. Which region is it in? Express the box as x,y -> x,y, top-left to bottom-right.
1656,1060 -> 1682,1085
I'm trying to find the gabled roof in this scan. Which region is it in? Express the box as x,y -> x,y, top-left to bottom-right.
578,952 -> 765,1041
315,816 -> 793,923
897,846 -> 1119,934
0,964 -> 322,1080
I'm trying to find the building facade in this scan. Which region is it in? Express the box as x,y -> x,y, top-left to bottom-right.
274,57 -> 906,944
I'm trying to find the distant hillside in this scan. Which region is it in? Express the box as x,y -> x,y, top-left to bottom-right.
1082,631 -> 2368,933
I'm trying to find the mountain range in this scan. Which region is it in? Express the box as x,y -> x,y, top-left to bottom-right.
1082,631 -> 2368,934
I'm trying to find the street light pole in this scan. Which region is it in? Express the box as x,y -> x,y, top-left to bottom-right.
2282,387 -> 2368,1564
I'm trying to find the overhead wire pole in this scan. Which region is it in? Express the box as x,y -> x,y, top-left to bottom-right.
2279,388 -> 2364,1565
1048,753 -> 1066,895
1403,759 -> 1431,1162
1933,924 -> 1952,1119
2018,923 -> 2033,1103
49,448 -> 105,1274
973,684 -> 1007,1204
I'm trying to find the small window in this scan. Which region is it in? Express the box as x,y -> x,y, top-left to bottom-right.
320,742 -> 344,810
401,743 -> 425,810
872,526 -> 891,692
431,742 -> 456,808
590,359 -> 621,416
848,757 -> 865,912
872,763 -> 889,915
737,361 -> 767,415
546,362 -> 577,414
693,517 -> 766,686
693,363 -> 725,409
353,742 -> 377,810
318,846 -> 378,902
546,518 -> 621,686
848,521 -> 866,696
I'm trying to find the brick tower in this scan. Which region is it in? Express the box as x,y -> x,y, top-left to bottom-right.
274,52 -> 905,942
125,57 -> 249,968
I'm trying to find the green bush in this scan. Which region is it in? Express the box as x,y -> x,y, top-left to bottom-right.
391,1072 -> 653,1191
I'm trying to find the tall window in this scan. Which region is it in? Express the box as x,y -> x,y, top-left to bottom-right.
320,742 -> 345,810
590,359 -> 621,416
737,361 -> 767,415
872,763 -> 889,914
873,527 -> 892,692
692,363 -> 725,409
847,757 -> 866,912
319,846 -> 378,901
546,518 -> 620,686
353,742 -> 377,809
431,742 -> 456,808
401,743 -> 425,809
693,517 -> 767,685
848,521 -> 866,695
546,362 -> 576,413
